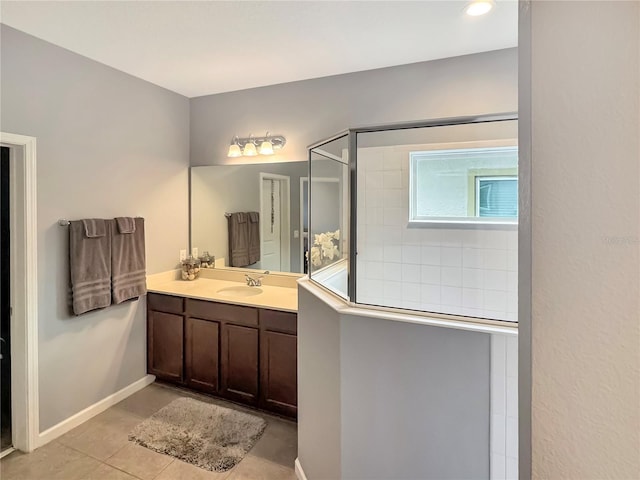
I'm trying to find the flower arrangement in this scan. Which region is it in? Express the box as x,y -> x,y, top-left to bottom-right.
309,229 -> 341,268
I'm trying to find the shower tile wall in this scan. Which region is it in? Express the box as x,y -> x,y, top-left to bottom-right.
356,146 -> 518,322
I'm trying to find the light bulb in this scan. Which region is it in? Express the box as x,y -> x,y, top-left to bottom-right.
259,140 -> 274,155
227,144 -> 242,157
464,0 -> 495,16
243,142 -> 257,156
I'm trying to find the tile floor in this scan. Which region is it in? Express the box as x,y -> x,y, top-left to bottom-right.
0,382 -> 297,480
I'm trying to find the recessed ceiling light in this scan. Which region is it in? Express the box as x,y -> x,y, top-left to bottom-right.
464,0 -> 496,16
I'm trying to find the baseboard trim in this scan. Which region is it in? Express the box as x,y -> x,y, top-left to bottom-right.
295,458 -> 308,480
37,374 -> 155,448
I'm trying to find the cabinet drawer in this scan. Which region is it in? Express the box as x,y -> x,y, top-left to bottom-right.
186,299 -> 258,326
148,293 -> 184,314
260,309 -> 297,334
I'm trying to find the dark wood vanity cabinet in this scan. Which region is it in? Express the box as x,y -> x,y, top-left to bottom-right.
147,295 -> 185,383
146,292 -> 297,418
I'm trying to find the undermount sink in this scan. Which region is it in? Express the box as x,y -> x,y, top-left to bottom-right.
216,286 -> 263,297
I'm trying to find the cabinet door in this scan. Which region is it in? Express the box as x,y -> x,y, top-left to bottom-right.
185,317 -> 219,394
221,324 -> 259,406
148,310 -> 183,383
260,330 -> 297,417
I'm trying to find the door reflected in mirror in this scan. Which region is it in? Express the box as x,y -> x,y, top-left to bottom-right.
190,162 -> 311,274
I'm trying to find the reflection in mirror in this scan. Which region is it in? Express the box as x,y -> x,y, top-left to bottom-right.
190,162 -> 308,274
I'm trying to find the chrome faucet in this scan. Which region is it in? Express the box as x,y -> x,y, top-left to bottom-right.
245,271 -> 269,287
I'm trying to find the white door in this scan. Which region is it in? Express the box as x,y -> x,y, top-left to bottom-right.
261,178 -> 282,271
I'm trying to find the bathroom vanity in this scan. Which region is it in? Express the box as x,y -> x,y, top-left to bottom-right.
146,270 -> 299,419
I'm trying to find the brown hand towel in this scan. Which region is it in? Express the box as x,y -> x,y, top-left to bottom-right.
228,212 -> 250,267
70,219 -> 111,315
248,212 -> 260,265
115,217 -> 136,234
111,217 -> 147,304
82,218 -> 107,238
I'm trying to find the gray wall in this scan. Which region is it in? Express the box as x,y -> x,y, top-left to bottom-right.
521,2 -> 640,478
190,48 -> 518,165
298,281 -> 490,479
1,25 -> 190,431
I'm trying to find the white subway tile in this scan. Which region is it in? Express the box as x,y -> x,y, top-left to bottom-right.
362,244 -> 383,262
402,283 -> 421,303
360,279 -> 384,297
366,189 -> 383,207
439,305 -> 464,316
463,288 -> 483,309
507,249 -> 518,272
441,266 -> 463,287
491,453 -> 507,480
366,207 -> 383,226
461,307 -> 485,318
366,226 -> 386,244
383,281 -> 403,300
421,265 -> 440,284
506,336 -> 518,378
382,171 -> 402,189
506,416 -> 518,460
484,269 -> 508,291
402,245 -> 421,264
383,207 -> 405,226
367,261 -> 385,280
461,229 -> 485,248
505,457 -> 518,480
402,264 -> 421,283
506,293 -> 518,320
505,311 -> 518,322
421,228 -> 441,246
366,149 -> 384,171
382,151 -> 402,171
401,228 -> 422,245
491,414 -> 506,455
441,246 -> 463,267
506,375 -> 518,419
439,229 -> 464,247
441,286 -> 462,306
506,230 -> 518,251
463,248 -> 483,268
365,171 -> 383,190
507,271 -> 518,292
383,245 -> 402,263
485,290 -> 507,312
382,188 -> 403,207
420,284 -> 441,304
383,262 -> 402,281
480,230 -> 509,249
382,226 -> 403,243
484,249 -> 509,270
463,268 -> 484,289
421,246 -> 441,265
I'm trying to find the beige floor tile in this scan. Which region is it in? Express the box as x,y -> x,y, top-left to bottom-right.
249,418 -> 297,468
105,442 -> 173,480
58,411 -> 143,461
83,462 -> 139,480
0,441 -> 101,480
113,383 -> 182,418
226,455 -> 296,480
154,459 -> 231,480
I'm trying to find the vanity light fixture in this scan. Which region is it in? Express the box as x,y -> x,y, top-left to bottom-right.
227,136 -> 242,157
227,132 -> 286,158
464,0 -> 495,16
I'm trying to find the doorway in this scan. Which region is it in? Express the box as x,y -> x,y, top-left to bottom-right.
259,173 -> 291,272
0,146 -> 11,452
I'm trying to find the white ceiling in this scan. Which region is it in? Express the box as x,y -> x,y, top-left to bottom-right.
0,1 -> 518,98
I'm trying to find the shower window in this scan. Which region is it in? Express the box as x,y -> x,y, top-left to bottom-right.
409,146 -> 518,224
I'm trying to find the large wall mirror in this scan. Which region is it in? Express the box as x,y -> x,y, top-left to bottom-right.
191,161 -> 333,275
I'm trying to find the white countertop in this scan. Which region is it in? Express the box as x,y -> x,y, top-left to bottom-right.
147,270 -> 298,312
